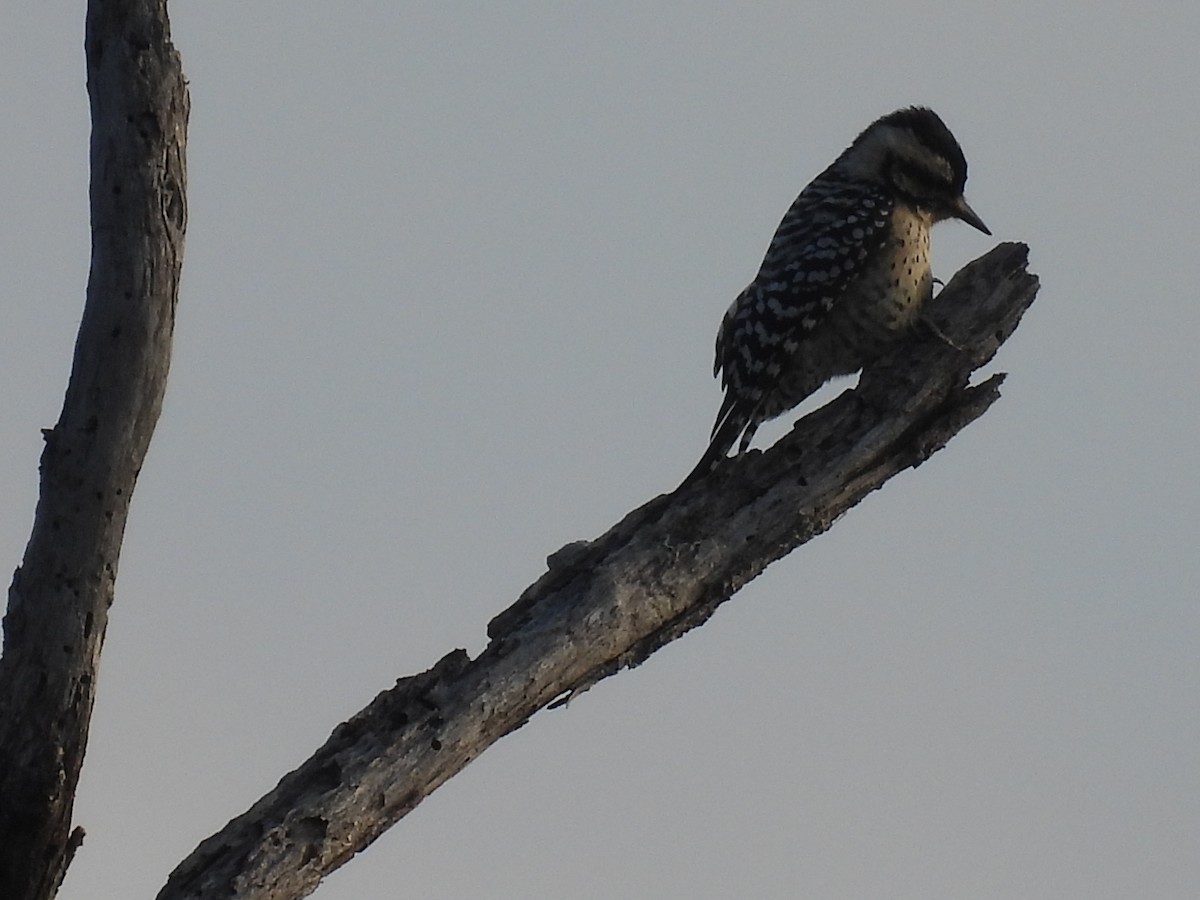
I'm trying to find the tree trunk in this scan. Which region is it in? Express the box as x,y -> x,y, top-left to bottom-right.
0,3 -> 187,899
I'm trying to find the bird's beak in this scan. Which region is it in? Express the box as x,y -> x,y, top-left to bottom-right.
951,195 -> 990,235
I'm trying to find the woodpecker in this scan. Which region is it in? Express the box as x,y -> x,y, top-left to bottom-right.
684,106 -> 990,485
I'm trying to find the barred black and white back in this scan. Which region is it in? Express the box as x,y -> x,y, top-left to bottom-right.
685,107 -> 990,485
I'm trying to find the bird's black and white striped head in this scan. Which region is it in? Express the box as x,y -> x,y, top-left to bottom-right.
837,106 -> 990,234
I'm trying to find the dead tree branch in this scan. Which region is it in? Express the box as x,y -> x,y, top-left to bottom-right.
0,3 -> 187,899
159,243 -> 1038,900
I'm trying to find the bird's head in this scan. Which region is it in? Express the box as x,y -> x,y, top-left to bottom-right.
841,106 -> 990,235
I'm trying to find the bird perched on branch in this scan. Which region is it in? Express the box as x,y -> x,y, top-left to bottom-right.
684,107 -> 990,486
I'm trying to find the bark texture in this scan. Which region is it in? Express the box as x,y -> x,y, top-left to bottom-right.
159,243 -> 1037,900
0,3 -> 187,899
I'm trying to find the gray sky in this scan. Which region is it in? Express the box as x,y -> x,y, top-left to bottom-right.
4,4 -> 1199,899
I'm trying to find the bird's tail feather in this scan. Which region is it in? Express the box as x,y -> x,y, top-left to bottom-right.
679,409 -> 747,489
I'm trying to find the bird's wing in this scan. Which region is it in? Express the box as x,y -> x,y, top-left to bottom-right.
715,183 -> 895,403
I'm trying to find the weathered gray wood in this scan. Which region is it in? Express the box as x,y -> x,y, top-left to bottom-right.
0,3 -> 187,899
158,244 -> 1038,900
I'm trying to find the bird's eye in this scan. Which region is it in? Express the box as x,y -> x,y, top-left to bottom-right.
892,163 -> 950,200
